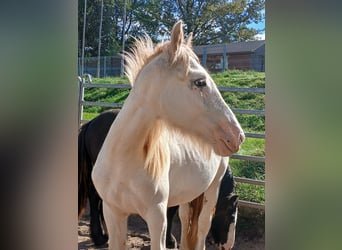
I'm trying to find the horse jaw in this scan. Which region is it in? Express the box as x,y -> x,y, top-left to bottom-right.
213,118 -> 245,157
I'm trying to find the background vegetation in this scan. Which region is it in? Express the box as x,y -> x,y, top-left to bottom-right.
78,0 -> 265,57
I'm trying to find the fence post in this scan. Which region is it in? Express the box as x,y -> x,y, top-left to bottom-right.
78,76 -> 85,127
104,56 -> 107,77
202,47 -> 207,68
223,44 -> 227,72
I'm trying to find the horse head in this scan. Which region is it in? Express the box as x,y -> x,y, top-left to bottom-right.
125,20 -> 244,157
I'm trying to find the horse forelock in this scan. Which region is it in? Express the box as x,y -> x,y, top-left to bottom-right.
124,33 -> 197,86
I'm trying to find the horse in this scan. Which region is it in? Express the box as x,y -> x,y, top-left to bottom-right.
91,21 -> 244,250
78,110 -> 114,245
78,109 -> 239,249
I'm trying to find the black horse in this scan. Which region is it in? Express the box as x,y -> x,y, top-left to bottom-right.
78,109 -> 238,248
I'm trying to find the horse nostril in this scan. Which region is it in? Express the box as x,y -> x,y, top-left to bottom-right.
239,132 -> 245,144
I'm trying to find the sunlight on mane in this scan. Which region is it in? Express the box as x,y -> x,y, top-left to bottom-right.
124,35 -> 197,86
143,119 -> 170,179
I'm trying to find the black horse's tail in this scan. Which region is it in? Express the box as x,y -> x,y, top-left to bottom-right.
78,121 -> 92,219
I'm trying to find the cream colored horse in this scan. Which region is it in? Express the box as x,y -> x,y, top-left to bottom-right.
92,21 -> 244,250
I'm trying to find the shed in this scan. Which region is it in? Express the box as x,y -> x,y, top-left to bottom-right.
193,40 -> 265,72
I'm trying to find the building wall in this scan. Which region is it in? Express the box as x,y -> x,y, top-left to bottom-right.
227,53 -> 253,71
79,42 -> 265,77
198,54 -> 228,73
194,42 -> 265,72
197,50 -> 264,73
252,46 -> 265,72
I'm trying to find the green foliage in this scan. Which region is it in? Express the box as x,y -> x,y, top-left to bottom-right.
240,137 -> 265,156
212,70 -> 265,133
153,0 -> 265,44
236,183 -> 265,204
237,114 -> 265,133
212,70 -> 265,88
83,84 -> 130,114
78,0 -> 265,56
82,112 -> 99,121
231,159 -> 265,180
230,137 -> 265,204
92,76 -> 129,84
78,0 -> 121,56
83,76 -> 130,114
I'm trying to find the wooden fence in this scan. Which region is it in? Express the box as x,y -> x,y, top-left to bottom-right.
78,75 -> 265,210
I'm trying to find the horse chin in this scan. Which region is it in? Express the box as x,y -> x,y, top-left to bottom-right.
214,140 -> 234,157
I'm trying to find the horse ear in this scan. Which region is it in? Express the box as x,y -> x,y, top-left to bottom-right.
169,21 -> 184,61
186,32 -> 193,48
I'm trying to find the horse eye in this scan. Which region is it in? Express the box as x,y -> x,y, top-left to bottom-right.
193,79 -> 206,87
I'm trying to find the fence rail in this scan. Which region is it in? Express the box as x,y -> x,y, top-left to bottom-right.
82,82 -> 265,93
78,77 -> 265,210
81,100 -> 264,117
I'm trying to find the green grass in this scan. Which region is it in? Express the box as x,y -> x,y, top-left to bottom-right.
236,183 -> 265,204
82,112 -> 100,121
211,70 -> 265,88
92,76 -> 129,84
212,70 -> 265,134
238,137 -> 265,157
82,70 -> 265,204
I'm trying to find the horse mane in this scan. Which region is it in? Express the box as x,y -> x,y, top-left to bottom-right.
143,122 -> 214,179
124,33 -> 197,86
143,119 -> 170,179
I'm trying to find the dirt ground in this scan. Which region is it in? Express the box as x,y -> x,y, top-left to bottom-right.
78,205 -> 265,250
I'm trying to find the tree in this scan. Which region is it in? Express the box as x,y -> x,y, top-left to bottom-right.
78,0 -> 265,57
214,0 -> 265,43
78,0 -> 121,57
78,0 -> 163,56
156,0 -> 265,45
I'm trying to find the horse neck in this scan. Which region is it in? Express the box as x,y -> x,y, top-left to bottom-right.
104,84 -> 170,179
108,94 -> 158,154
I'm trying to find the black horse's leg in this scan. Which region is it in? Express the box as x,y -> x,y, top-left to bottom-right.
88,184 -> 108,246
166,206 -> 179,248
